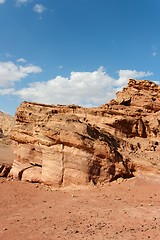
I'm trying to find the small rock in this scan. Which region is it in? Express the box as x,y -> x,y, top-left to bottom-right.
149,203 -> 153,206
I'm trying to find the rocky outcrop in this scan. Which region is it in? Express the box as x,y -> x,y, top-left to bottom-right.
101,79 -> 160,174
0,111 -> 14,144
0,112 -> 14,178
10,79 -> 160,186
10,106 -> 134,186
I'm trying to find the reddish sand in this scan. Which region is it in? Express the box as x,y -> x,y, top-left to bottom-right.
0,144 -> 160,240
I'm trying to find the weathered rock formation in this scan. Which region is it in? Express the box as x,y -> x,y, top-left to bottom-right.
10,79 -> 160,186
0,111 -> 14,144
0,112 -> 14,177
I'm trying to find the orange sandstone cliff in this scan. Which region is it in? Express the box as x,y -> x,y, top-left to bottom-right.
9,79 -> 160,186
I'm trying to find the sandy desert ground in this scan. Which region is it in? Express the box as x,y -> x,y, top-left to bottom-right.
0,144 -> 160,240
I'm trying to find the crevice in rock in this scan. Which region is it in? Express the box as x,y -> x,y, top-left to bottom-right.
0,164 -> 12,177
30,162 -> 42,167
121,158 -> 135,178
0,164 -> 4,173
89,160 -> 101,185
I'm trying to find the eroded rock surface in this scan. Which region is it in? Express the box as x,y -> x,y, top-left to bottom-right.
10,79 -> 160,186
0,111 -> 14,144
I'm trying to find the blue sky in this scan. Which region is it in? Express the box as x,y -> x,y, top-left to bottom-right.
0,0 -> 160,115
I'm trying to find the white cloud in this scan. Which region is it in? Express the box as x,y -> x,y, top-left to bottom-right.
6,67 -> 153,107
33,4 -> 46,14
17,58 -> 27,63
16,0 -> 29,5
0,0 -> 6,4
0,61 -> 42,87
0,88 -> 14,95
116,70 -> 153,87
13,67 -> 113,106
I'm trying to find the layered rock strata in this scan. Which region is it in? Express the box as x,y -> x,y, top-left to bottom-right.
0,111 -> 14,144
10,79 -> 160,186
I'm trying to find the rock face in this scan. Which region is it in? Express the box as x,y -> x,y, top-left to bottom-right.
10,79 -> 160,186
0,112 -> 14,178
0,111 -> 14,144
10,106 -> 134,186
